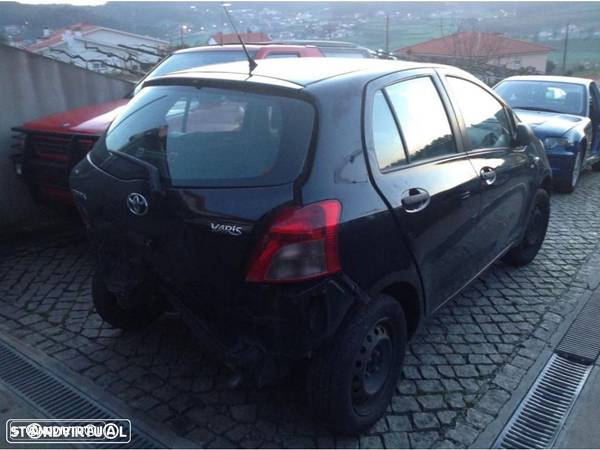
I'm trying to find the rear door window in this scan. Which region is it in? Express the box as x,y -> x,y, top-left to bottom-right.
94,85 -> 315,187
385,77 -> 457,163
371,91 -> 407,171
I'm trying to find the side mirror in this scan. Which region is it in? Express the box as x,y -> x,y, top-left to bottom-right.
515,123 -> 532,147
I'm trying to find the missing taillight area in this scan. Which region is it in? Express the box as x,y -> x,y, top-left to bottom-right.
246,200 -> 342,283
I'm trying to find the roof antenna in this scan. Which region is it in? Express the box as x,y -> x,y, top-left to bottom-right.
221,2 -> 257,74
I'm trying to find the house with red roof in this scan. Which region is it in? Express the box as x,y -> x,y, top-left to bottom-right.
208,32 -> 270,45
26,23 -> 168,74
395,32 -> 553,74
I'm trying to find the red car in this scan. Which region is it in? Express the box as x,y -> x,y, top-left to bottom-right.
11,44 -> 325,205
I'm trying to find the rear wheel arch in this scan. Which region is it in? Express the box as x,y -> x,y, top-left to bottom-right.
376,280 -> 422,337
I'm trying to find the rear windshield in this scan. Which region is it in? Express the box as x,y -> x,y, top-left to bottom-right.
91,85 -> 315,187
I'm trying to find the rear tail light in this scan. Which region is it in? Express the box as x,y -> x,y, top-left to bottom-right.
246,200 -> 342,283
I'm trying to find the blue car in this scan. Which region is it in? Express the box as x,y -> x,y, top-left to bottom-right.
494,75 -> 600,192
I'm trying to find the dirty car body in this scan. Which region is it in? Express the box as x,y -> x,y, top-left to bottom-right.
70,58 -> 552,432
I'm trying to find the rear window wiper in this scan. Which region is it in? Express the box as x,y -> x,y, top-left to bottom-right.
107,150 -> 163,194
513,106 -> 562,114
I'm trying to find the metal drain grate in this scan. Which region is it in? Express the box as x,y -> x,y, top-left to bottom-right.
0,339 -> 163,448
493,354 -> 591,449
556,293 -> 600,364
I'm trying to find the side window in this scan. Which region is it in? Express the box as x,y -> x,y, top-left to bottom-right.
446,77 -> 513,150
265,52 -> 300,58
385,77 -> 457,163
372,91 -> 407,171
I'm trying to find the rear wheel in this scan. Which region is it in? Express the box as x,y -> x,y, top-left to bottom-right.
502,189 -> 550,267
306,294 -> 407,433
92,271 -> 167,330
556,146 -> 584,193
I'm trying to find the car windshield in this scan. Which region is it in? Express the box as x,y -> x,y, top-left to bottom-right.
495,80 -> 587,116
93,85 -> 315,188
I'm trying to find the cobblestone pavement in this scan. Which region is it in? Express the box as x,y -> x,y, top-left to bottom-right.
1,171 -> 600,449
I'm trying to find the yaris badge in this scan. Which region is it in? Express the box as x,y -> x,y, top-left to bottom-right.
126,193 -> 148,216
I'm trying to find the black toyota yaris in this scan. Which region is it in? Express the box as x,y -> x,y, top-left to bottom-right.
70,58 -> 551,433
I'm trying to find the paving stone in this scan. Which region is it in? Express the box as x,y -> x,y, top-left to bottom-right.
413,413 -> 440,430
417,395 -> 446,411
466,408 -> 494,430
359,436 -> 383,449
454,365 -> 479,378
445,424 -> 480,446
409,431 -> 439,449
383,432 -> 409,449
231,404 -> 257,423
445,392 -> 466,410
387,415 -> 412,432
436,410 -> 457,426
478,389 -> 511,416
391,396 -> 421,414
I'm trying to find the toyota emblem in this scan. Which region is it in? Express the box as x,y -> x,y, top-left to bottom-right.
127,193 -> 148,216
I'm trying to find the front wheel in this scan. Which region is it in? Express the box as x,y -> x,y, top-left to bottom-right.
502,189 -> 550,267
306,294 -> 407,433
92,271 -> 167,330
556,147 -> 584,193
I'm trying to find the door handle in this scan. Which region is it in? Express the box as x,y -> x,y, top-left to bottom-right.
401,188 -> 430,213
480,167 -> 497,185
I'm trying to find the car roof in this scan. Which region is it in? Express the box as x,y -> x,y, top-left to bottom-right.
500,75 -> 593,86
154,57 -> 446,88
173,43 -> 312,54
254,39 -> 369,49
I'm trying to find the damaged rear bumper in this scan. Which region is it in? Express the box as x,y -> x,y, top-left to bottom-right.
161,273 -> 365,385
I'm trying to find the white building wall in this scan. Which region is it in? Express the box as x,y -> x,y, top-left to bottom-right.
35,28 -> 168,73
490,53 -> 548,73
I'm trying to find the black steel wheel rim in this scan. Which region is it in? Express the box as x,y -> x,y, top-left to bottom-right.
524,206 -> 544,248
351,318 -> 394,412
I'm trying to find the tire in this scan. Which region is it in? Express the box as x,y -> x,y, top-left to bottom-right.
593,161 -> 600,172
555,146 -> 584,193
92,271 -> 166,330
502,189 -> 550,267
306,294 -> 407,434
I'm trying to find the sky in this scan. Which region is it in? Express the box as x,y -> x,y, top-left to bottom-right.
14,0 -> 588,5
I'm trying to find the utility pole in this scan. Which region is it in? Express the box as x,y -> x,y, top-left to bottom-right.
385,14 -> 390,54
562,22 -> 570,74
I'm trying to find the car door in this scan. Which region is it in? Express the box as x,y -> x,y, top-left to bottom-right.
440,72 -> 534,262
364,69 -> 482,311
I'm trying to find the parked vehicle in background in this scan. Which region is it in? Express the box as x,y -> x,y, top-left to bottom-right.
262,40 -> 375,58
10,43 -> 324,205
494,75 -> 600,192
70,58 -> 551,433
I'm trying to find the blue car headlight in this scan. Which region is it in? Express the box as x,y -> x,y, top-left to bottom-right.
543,137 -> 571,150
